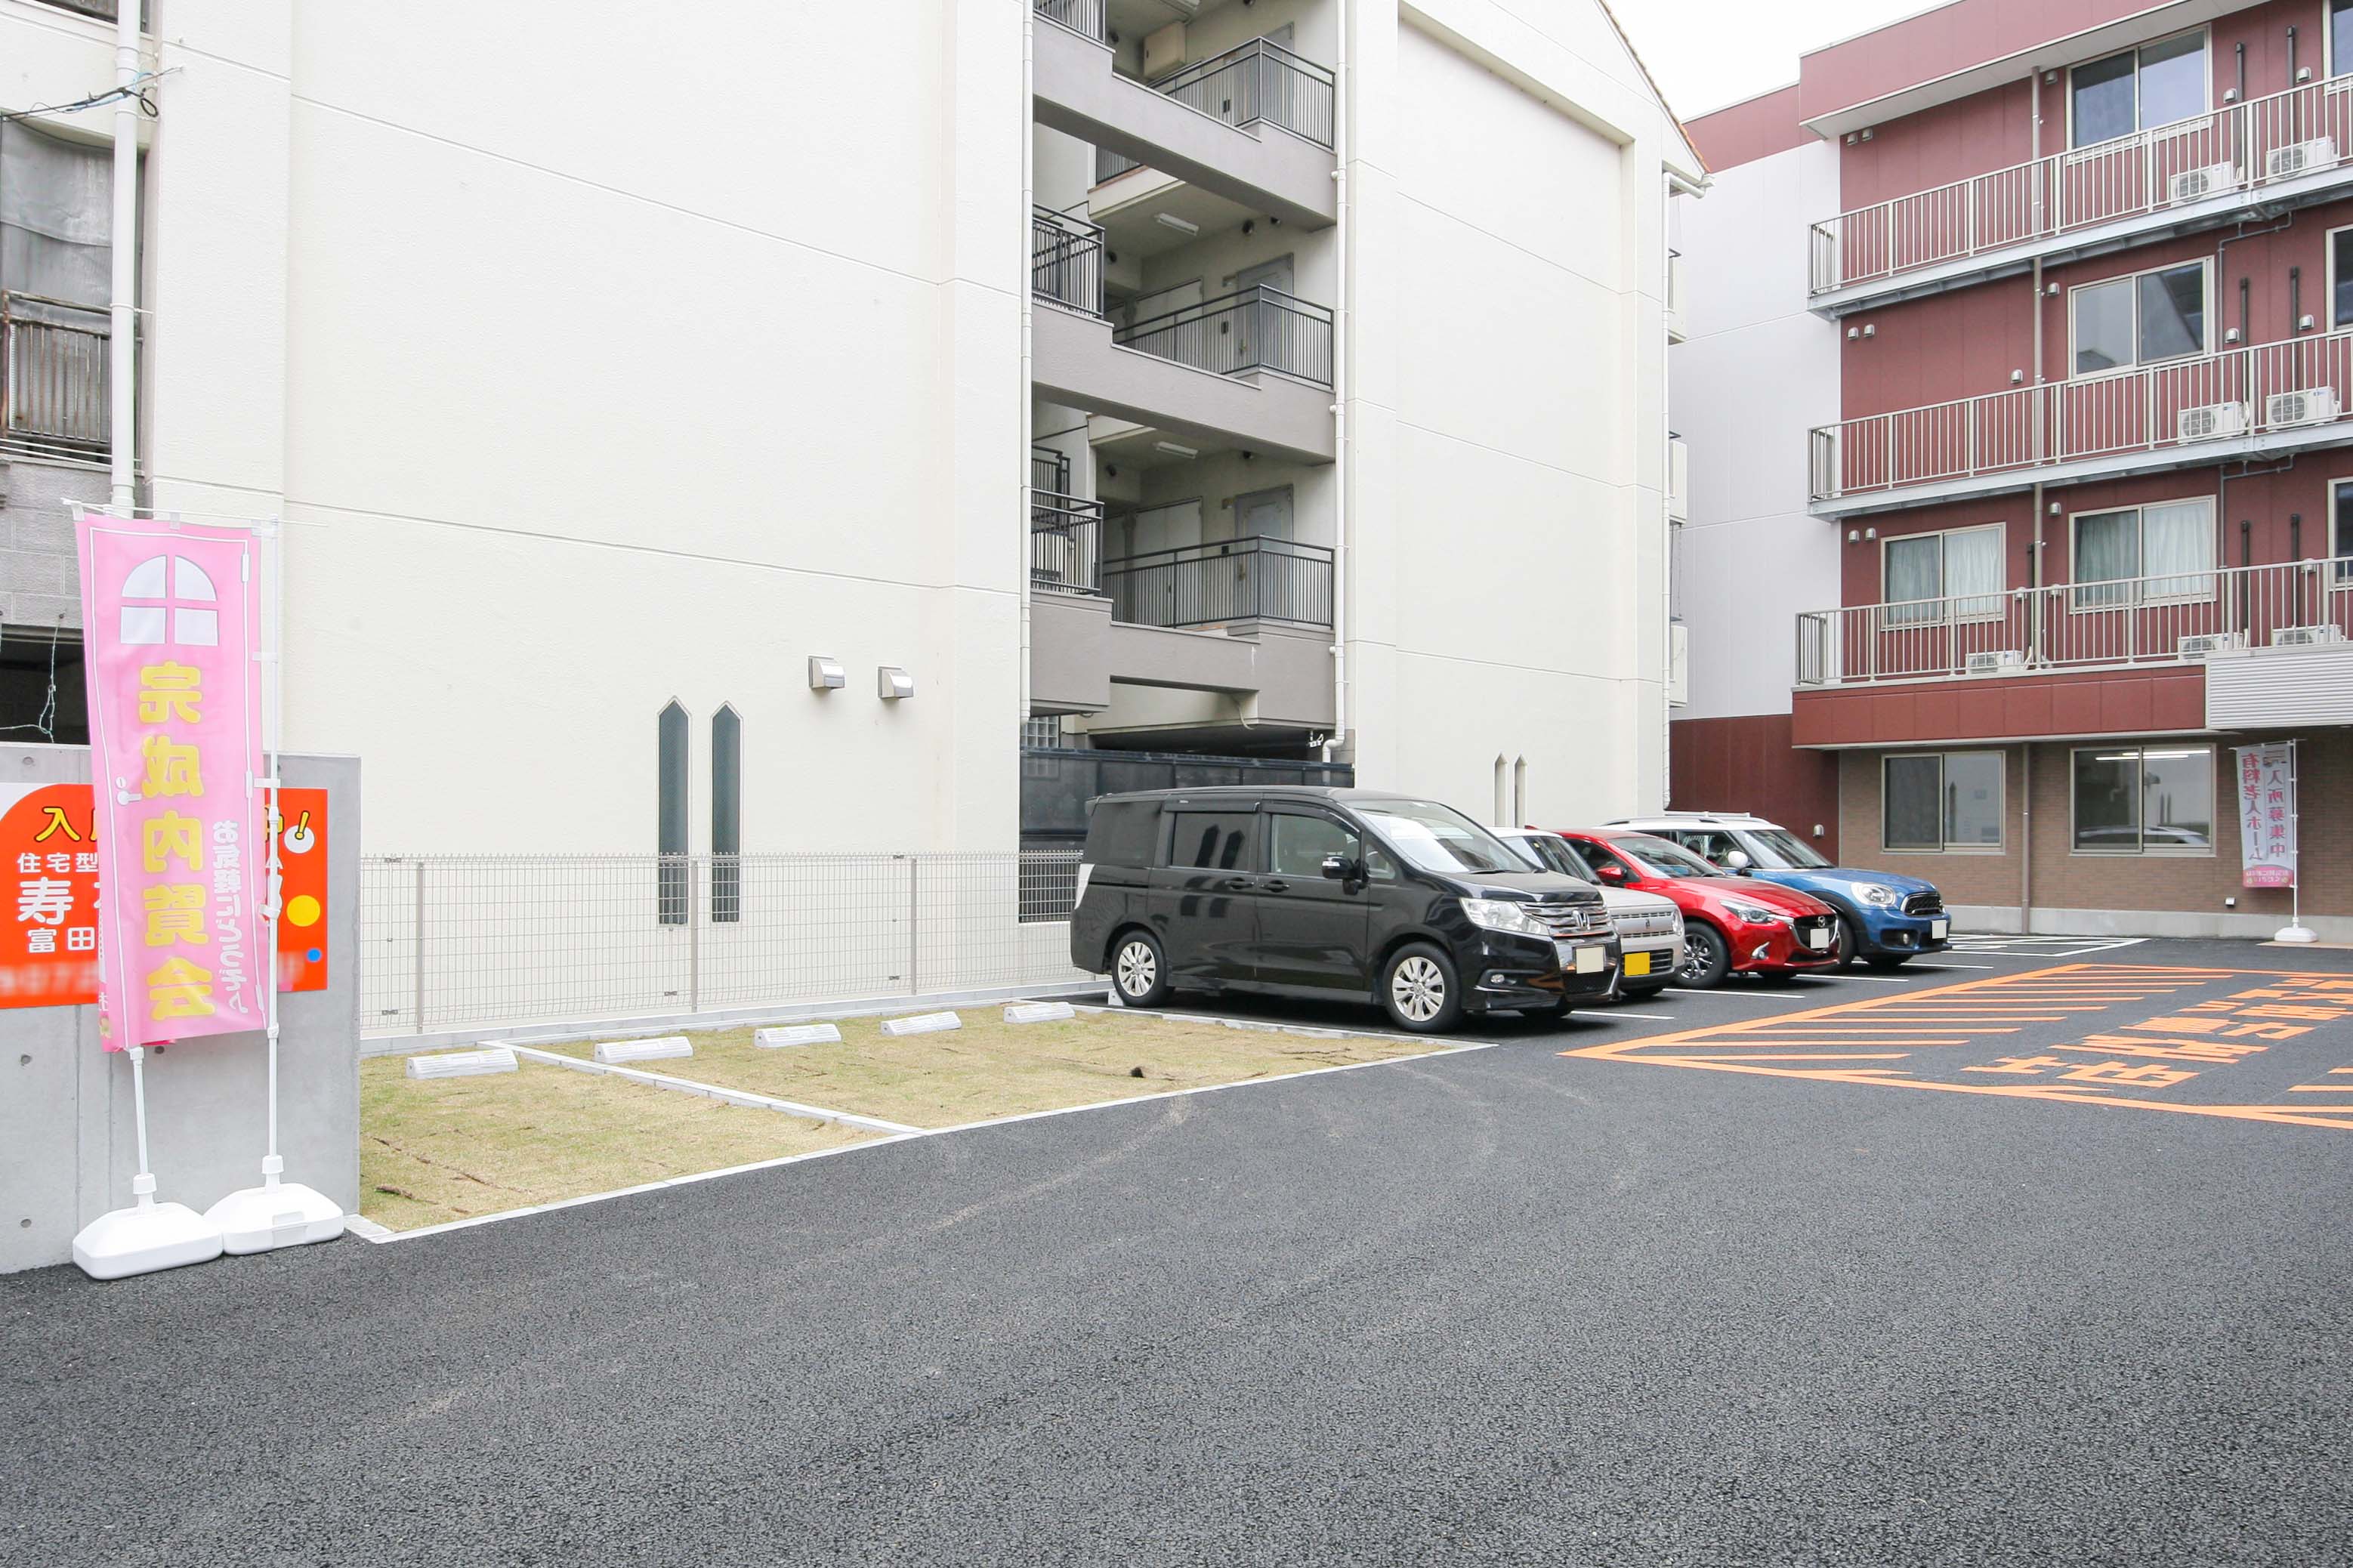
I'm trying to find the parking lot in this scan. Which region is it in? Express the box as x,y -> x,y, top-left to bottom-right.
5,937 -> 2351,1565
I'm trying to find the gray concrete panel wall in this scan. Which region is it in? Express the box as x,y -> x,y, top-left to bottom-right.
1033,307 -> 1336,466
0,748 -> 360,1273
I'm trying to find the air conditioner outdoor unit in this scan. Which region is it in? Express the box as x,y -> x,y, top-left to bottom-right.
2265,387 -> 2342,427
2168,163 -> 2237,203
2272,624 -> 2348,647
2265,137 -> 2339,180
1964,650 -> 2027,674
2179,402 -> 2249,442
2177,632 -> 2246,659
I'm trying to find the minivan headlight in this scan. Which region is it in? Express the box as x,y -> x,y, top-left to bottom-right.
1857,883 -> 1898,908
1724,900 -> 1787,925
1459,898 -> 1549,939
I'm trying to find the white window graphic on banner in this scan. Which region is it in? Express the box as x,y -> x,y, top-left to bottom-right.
117,554 -> 219,647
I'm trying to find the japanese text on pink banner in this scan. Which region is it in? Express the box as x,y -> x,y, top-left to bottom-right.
2234,742 -> 2296,890
76,517 -> 268,1050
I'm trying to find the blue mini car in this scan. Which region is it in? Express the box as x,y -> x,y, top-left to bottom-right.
1604,813 -> 1950,970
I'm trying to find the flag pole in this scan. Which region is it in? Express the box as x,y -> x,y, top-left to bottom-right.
205,517 -> 344,1252
2277,737 -> 2316,944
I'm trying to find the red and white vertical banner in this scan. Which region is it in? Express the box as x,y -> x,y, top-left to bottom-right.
2234,742 -> 2297,890
77,514 -> 269,1050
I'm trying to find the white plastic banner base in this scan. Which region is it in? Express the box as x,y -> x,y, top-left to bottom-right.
205,1168 -> 346,1255
72,1190 -> 224,1280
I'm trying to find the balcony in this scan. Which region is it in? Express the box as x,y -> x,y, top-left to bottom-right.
1809,329 -> 2353,515
1113,286 -> 1333,388
2,292 -> 109,466
1032,206 -> 1107,319
1103,536 -> 1334,630
1794,560 -> 2352,687
1030,2 -> 1337,230
1030,488 -> 1104,596
1810,76 -> 2353,311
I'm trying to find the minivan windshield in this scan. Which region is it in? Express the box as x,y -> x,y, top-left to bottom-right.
1610,834 -> 1724,879
1740,828 -> 1832,869
1357,800 -> 1527,876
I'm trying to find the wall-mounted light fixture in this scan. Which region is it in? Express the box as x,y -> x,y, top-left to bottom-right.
807,656 -> 845,692
1152,440 -> 1198,459
878,667 -> 915,701
1153,212 -> 1200,236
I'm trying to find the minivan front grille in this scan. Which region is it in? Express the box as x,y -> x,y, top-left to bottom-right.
1901,890 -> 1943,918
1611,909 -> 1680,940
1529,900 -> 1610,940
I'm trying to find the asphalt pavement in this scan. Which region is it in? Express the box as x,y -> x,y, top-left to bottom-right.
5,937 -> 2351,1565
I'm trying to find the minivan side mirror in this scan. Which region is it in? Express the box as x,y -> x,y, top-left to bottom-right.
1722,849 -> 1753,872
1319,853 -> 1359,881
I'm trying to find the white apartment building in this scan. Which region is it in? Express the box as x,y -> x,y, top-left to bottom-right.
0,0 -> 1697,858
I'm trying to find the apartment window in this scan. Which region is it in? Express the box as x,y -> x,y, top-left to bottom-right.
1883,524 -> 2003,625
2070,261 -> 2207,375
2333,479 -> 2353,583
2332,225 -> 2353,330
2072,745 -> 2214,853
2336,0 -> 2353,79
1883,752 -> 2004,851
657,700 -> 689,924
710,705 -> 741,924
2070,31 -> 2206,148
2071,498 -> 2214,607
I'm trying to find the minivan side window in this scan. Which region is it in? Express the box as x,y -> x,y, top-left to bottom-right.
1167,812 -> 1258,872
1268,813 -> 1356,877
1083,800 -> 1160,868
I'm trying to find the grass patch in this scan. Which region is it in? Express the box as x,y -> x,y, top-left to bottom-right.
358,1056 -> 873,1232
542,1008 -> 1437,1130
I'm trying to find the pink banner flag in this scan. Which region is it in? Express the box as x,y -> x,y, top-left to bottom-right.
76,515 -> 269,1050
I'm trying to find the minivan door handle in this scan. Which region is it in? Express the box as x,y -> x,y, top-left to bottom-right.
1219,875 -> 1252,892
1262,878 -> 1290,893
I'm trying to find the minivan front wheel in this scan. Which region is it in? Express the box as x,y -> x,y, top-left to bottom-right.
1110,930 -> 1172,1008
1382,943 -> 1463,1034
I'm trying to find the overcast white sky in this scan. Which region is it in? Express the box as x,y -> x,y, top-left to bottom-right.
1612,0 -> 1940,120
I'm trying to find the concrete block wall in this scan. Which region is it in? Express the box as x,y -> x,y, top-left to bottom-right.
0,456 -> 107,629
0,746 -> 361,1274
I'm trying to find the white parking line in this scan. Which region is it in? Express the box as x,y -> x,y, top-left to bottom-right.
1573,1009 -> 1678,1020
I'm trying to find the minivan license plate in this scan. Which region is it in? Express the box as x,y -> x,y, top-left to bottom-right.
1559,943 -> 1606,975
1931,918 -> 1949,940
1805,928 -> 1831,950
1623,952 -> 1650,977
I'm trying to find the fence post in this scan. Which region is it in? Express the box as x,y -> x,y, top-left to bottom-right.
908,855 -> 920,995
412,860 -> 426,1035
688,856 -> 701,1016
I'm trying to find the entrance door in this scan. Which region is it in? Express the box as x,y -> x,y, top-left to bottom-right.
1231,256 -> 1294,373
1228,486 -> 1294,620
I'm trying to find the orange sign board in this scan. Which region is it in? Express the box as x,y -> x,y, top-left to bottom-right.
0,782 -> 326,1010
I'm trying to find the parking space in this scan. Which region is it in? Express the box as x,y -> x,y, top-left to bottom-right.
1561,956 -> 2353,1132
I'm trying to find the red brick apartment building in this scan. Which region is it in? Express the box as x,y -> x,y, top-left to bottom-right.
1671,0 -> 2353,939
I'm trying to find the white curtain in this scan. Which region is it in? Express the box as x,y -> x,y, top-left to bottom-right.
2074,510 -> 2139,606
1944,526 -> 2003,619
2142,498 -> 2214,599
1885,535 -> 1942,625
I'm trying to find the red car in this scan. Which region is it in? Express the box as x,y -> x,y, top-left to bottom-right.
1552,829 -> 1842,988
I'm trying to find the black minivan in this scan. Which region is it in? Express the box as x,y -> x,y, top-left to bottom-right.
1068,786 -> 1620,1032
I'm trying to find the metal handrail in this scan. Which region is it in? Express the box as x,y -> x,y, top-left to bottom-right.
1030,488 -> 1104,595
1147,36 -> 1337,149
2,290 -> 110,458
1793,557 -> 2353,686
1811,72 -> 2353,294
1101,535 -> 1335,628
1030,205 -> 1106,317
1113,284 -> 1334,386
1810,326 -> 2353,502
1031,0 -> 1104,42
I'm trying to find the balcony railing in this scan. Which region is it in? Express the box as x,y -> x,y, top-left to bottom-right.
1031,489 -> 1104,595
1150,38 -> 1336,150
2,292 -> 109,460
1794,559 -> 2353,686
1103,536 -> 1334,628
1095,146 -> 1144,184
1114,286 -> 1333,387
1032,205 -> 1107,317
1031,1 -> 1337,151
1812,75 -> 2353,295
1811,329 -> 2353,502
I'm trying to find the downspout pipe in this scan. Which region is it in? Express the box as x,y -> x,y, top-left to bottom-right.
108,2 -> 137,513
1018,7 -> 1035,740
1324,0 -> 1349,767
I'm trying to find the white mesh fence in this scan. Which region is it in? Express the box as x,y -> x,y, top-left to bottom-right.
362,851 -> 1089,1038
